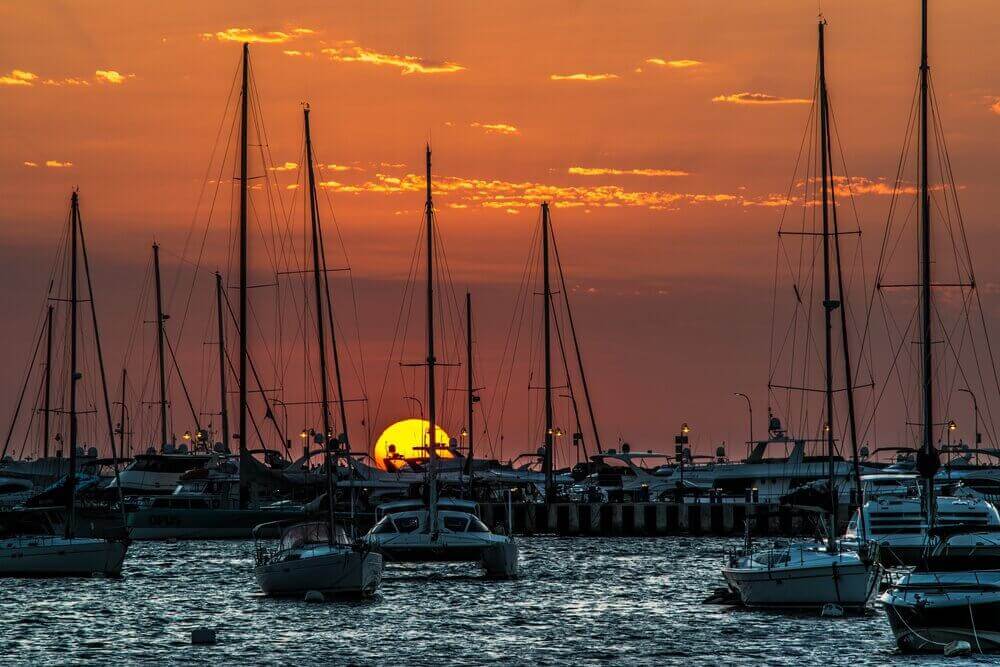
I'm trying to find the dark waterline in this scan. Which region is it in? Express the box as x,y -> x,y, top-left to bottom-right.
0,537 -> 991,665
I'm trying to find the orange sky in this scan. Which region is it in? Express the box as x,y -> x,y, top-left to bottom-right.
4,2 -> 1000,463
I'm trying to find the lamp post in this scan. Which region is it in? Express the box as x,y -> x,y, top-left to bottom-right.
734,392 -> 752,460
959,388 -> 980,465
676,423 -> 691,500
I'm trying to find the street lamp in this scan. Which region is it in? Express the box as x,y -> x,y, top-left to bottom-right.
676,423 -> 691,499
734,392 -> 753,459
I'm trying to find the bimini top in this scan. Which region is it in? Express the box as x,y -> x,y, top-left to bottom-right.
378,497 -> 479,516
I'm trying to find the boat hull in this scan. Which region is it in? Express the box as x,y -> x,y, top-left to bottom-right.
884,598 -> 1000,652
0,537 -> 128,576
723,558 -> 878,609
255,550 -> 382,597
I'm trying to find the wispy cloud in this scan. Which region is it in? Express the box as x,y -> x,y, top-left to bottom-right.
470,122 -> 520,136
95,70 -> 133,85
23,161 -> 38,167
989,98 -> 1000,115
743,176 -> 921,207
45,160 -> 73,168
568,167 -> 689,177
282,50 -> 311,57
321,41 -> 465,75
316,171 -> 734,212
324,163 -> 364,172
0,69 -> 38,86
200,27 -> 313,44
43,77 -> 90,86
646,58 -> 703,68
712,92 -> 810,105
550,73 -> 619,82
268,161 -> 298,172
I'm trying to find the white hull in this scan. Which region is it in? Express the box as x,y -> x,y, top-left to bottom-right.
256,548 -> 382,597
0,536 -> 128,576
723,548 -> 878,609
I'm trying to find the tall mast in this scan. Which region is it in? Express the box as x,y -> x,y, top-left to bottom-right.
42,305 -> 53,459
304,105 -> 337,546
238,43 -> 251,509
918,0 -> 935,528
425,145 -> 439,530
66,191 -> 80,539
465,291 -> 474,493
817,20 -> 839,549
152,243 -> 169,449
214,272 -> 230,451
118,368 -> 128,456
542,202 -> 554,502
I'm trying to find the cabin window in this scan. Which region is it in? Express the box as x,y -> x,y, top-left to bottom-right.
443,516 -> 468,532
395,516 -> 420,533
468,518 -> 491,533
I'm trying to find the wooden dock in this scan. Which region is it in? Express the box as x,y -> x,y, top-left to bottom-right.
479,502 -> 854,537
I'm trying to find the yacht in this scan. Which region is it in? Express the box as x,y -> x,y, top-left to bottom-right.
882,526 -> 1000,652
108,450 -> 215,496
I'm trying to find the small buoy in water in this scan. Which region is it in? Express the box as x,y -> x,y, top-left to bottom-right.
944,640 -> 971,657
820,603 -> 844,618
304,590 -> 325,603
191,628 -> 217,645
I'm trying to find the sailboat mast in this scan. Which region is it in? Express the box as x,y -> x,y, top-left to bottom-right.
214,272 -> 230,451
66,191 -> 79,540
466,291 -> 474,492
425,145 -> 439,528
238,43 -> 250,509
918,0 -> 935,528
119,368 -> 128,455
42,305 -> 53,459
304,106 -> 337,546
817,20 -> 839,548
152,243 -> 169,449
542,202 -> 554,501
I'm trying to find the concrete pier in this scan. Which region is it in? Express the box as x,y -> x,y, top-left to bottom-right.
479,502 -> 853,537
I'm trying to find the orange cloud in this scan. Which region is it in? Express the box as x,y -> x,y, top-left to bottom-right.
43,77 -> 90,86
550,73 -> 619,81
321,42 -> 465,75
45,160 -> 73,168
712,92 -> 810,105
95,70 -> 133,84
470,122 -> 519,136
201,28 -> 303,44
317,171 -> 734,212
568,166 -> 689,177
0,69 -> 37,86
282,50 -> 311,57
268,161 -> 298,172
989,98 -> 1000,115
646,58 -> 702,68
324,163 -> 364,172
23,161 -> 38,167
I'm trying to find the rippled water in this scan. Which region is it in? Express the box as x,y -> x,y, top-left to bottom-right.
0,537 -> 994,665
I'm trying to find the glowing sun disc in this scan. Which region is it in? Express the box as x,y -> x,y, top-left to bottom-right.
373,418 -> 452,471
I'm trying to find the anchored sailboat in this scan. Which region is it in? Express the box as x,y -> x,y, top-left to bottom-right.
363,146 -> 518,578
721,19 -> 879,610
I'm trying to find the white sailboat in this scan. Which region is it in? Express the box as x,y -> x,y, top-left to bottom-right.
363,146 -> 518,578
0,191 -> 129,577
251,89 -> 381,597
721,19 -> 879,610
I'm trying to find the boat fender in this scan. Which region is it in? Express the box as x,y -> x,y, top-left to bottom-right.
943,640 -> 971,657
191,628 -> 217,645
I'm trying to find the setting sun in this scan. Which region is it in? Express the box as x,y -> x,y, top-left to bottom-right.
373,418 -> 453,471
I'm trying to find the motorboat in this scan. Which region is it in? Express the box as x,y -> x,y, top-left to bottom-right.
844,492 -> 1000,567
254,520 -> 382,598
108,451 -> 215,496
882,526 -> 1000,652
364,498 -> 518,577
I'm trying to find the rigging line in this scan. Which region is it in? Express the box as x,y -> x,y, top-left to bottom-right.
550,215 -> 602,452
1,309 -> 48,460
859,296 -> 917,445
164,333 -> 202,432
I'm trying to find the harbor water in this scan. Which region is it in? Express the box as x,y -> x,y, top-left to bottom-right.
0,536 -> 988,665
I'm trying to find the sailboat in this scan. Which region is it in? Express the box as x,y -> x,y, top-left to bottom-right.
721,19 -> 879,610
253,98 -> 382,598
881,0 -> 1000,652
0,191 -> 129,576
362,146 -> 518,578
